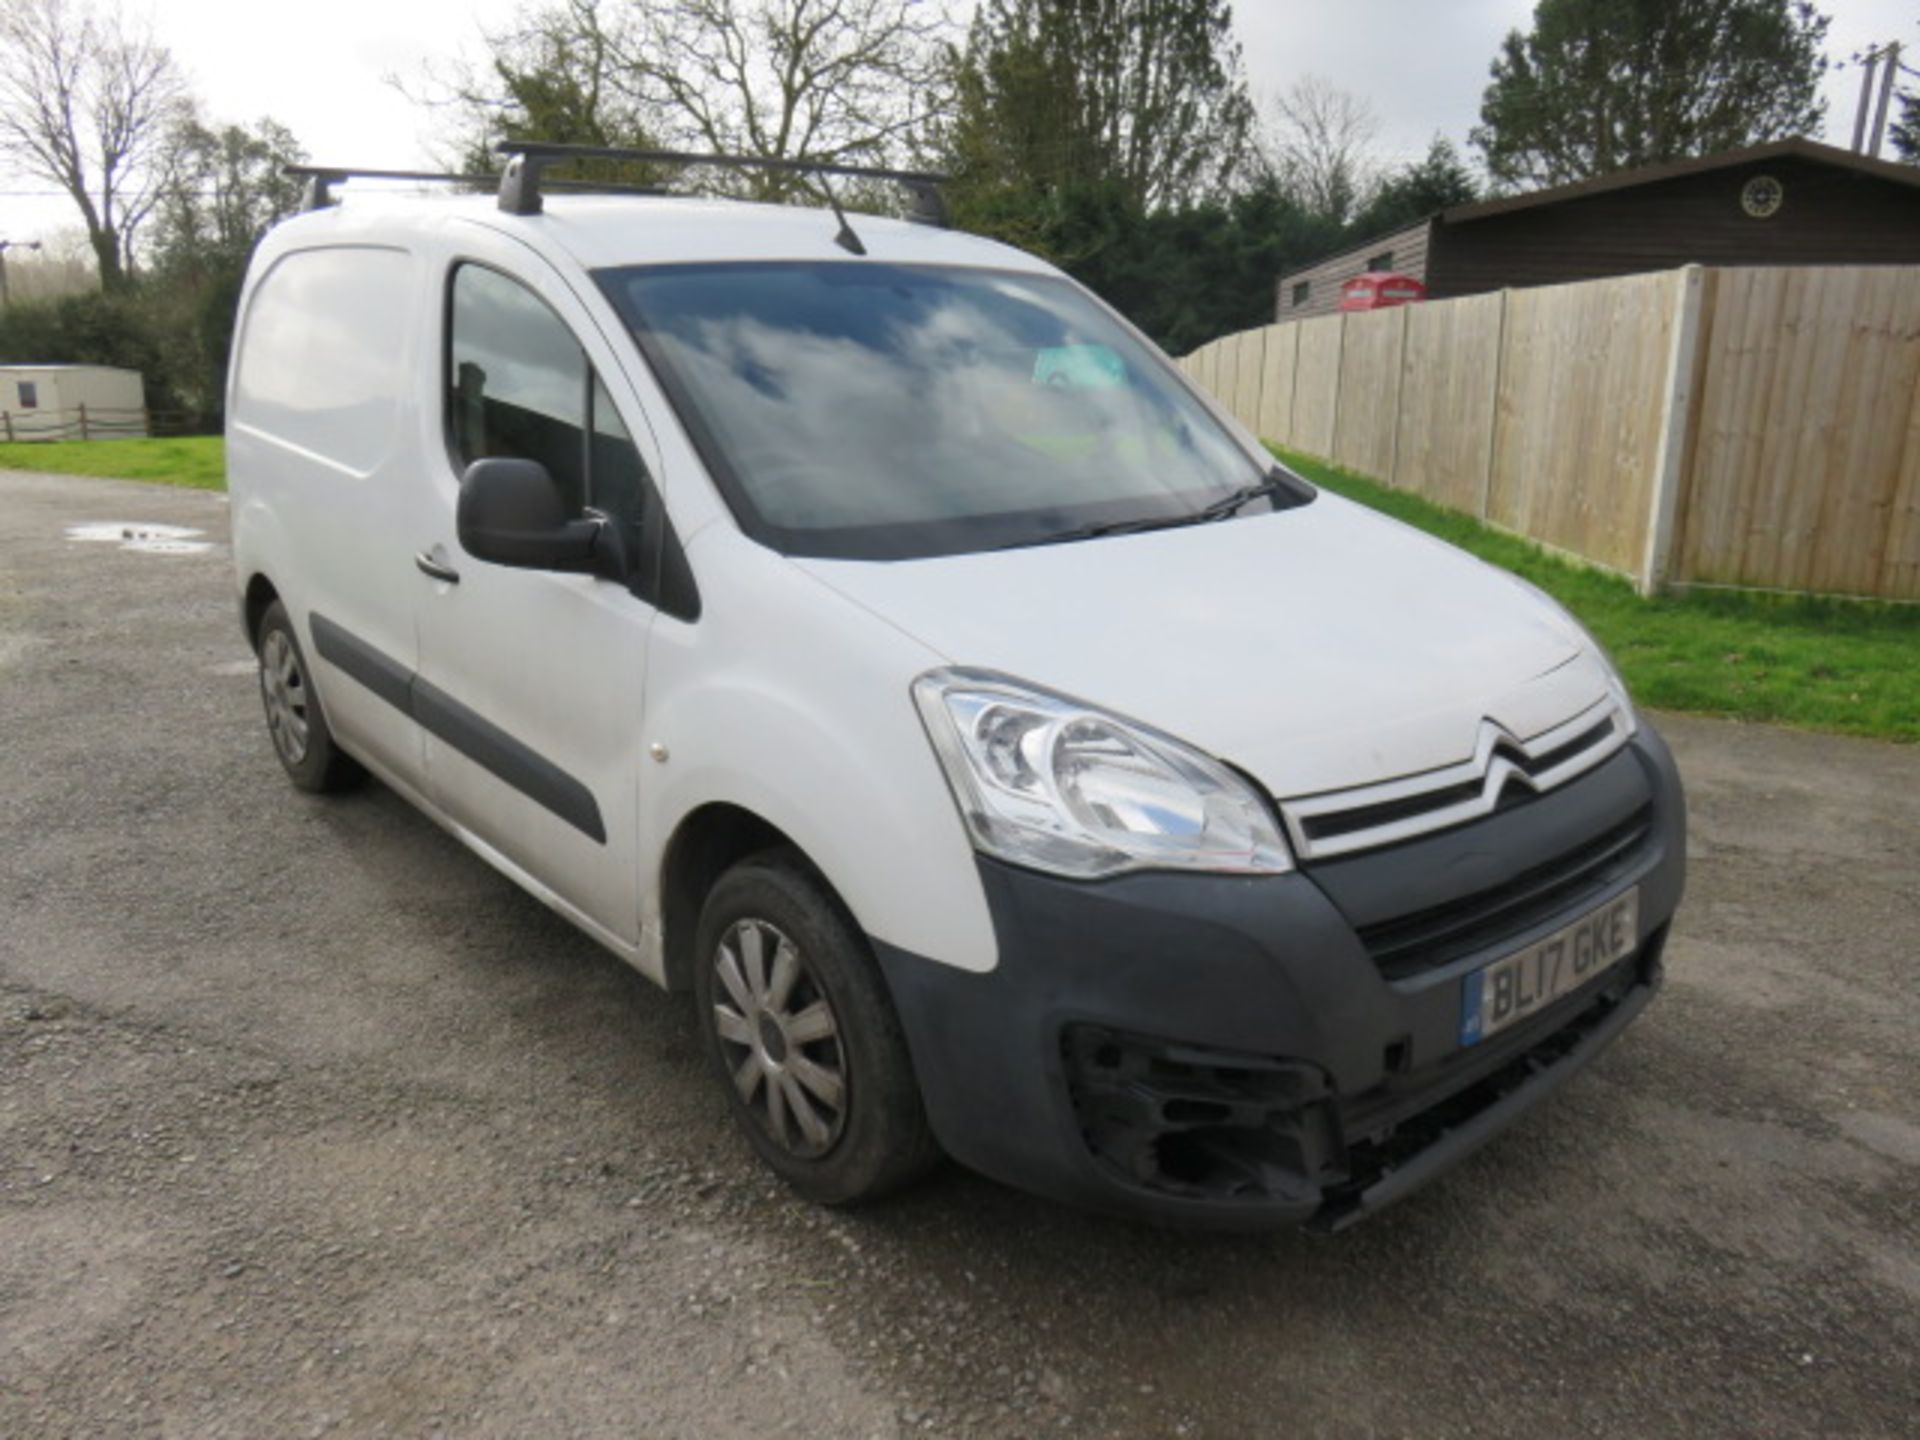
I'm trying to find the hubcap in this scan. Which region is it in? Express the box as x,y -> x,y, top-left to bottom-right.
711,918 -> 847,1158
259,629 -> 311,766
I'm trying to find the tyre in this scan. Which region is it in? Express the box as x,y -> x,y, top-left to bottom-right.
254,600 -> 363,793
694,851 -> 941,1204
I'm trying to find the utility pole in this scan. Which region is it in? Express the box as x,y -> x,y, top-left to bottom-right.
1854,41 -> 1911,156
1869,42 -> 1903,157
1854,45 -> 1882,151
0,239 -> 44,309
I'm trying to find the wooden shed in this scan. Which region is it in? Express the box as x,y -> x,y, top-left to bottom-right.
1,364 -> 148,441
1277,139 -> 1920,320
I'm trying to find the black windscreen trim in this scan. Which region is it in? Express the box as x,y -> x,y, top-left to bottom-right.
305,612 -> 606,845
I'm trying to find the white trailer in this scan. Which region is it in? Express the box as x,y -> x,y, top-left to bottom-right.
0,365 -> 148,442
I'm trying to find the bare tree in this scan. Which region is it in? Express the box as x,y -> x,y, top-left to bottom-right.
419,0 -> 953,200
623,0 -> 950,187
0,0 -> 190,288
410,0 -> 659,173
1268,75 -> 1381,226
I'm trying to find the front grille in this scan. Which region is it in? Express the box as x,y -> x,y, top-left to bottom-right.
1357,804 -> 1654,980
1300,756 -> 1545,843
1278,701 -> 1631,860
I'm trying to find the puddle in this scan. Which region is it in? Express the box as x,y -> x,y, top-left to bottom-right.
125,536 -> 214,555
66,521 -> 213,555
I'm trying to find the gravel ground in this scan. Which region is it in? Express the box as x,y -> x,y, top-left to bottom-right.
2,471 -> 1916,1439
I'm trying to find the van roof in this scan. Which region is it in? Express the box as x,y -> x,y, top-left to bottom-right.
278,189 -> 1049,276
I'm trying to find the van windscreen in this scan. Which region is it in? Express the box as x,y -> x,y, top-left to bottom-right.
596,262 -> 1282,561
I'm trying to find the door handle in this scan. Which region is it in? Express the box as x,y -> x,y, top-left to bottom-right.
414,550 -> 460,584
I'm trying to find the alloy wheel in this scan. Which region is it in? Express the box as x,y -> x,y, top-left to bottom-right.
259,628 -> 311,766
711,918 -> 848,1158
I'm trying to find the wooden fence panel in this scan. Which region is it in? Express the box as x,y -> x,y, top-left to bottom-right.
1333,307 -> 1407,480
1214,335 -> 1241,430
1882,381 -> 1920,599
1673,265 -> 1920,598
1290,314 -> 1344,458
1182,263 -> 1920,600
1231,327 -> 1267,431
1258,322 -> 1299,445
1393,291 -> 1505,514
1488,271 -> 1679,575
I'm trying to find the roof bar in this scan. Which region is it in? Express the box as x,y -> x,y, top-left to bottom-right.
493,141 -> 950,227
285,165 -> 668,212
287,166 -> 484,211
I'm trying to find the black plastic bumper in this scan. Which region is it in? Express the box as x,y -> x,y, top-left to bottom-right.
874,722 -> 1686,1230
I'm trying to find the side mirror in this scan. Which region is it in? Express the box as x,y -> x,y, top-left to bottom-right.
456,458 -> 613,575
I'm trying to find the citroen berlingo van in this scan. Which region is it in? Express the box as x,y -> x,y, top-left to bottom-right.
228,149 -> 1684,1229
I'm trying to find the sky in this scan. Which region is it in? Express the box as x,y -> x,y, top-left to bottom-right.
2,0 -> 1916,247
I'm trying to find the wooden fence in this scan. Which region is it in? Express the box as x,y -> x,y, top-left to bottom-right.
0,404 -> 180,443
1179,264 -> 1920,601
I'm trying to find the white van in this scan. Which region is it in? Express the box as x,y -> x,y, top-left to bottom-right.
228,150 -> 1684,1230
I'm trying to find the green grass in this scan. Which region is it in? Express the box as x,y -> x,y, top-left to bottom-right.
0,435 -> 225,490
1273,446 -> 1920,743
2,430 -> 1910,740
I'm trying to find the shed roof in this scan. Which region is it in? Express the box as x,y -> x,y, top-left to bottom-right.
1279,138 -> 1920,287
1439,138 -> 1920,225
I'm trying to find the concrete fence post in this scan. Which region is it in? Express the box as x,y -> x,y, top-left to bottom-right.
78,403 -> 89,442
2,410 -> 11,443
1640,265 -> 1709,596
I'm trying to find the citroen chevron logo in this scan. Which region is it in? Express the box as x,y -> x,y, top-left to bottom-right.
1279,698 -> 1631,861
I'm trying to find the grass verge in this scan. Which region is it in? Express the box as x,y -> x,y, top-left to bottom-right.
1273,446 -> 1920,743
0,435 -> 225,490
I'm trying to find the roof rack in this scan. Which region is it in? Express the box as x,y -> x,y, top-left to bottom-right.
492,141 -> 949,227
285,165 -> 668,212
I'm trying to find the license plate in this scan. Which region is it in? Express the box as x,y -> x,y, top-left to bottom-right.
1460,888 -> 1639,1046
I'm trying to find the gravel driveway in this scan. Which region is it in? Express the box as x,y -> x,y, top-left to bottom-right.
3,470 -> 1916,1439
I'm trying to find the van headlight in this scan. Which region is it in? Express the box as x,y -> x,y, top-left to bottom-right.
912,668 -> 1293,879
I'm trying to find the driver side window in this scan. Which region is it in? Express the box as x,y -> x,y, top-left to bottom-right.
447,263 -> 647,525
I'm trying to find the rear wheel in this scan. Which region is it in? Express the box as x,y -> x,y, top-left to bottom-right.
694,851 -> 940,1204
254,600 -> 362,793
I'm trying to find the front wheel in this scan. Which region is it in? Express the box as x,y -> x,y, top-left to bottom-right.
693,852 -> 940,1205
254,600 -> 362,794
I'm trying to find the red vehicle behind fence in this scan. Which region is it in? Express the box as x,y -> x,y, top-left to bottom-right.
1339,272 -> 1428,311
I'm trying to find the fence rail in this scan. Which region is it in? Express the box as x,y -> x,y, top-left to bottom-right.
1179,264 -> 1920,602
0,404 -> 204,443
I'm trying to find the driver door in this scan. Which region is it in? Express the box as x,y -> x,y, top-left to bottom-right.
411,248 -> 661,948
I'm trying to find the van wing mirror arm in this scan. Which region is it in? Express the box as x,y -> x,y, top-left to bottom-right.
580,509 -> 631,582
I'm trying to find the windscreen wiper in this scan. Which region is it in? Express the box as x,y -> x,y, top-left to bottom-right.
1187,473 -> 1296,522
1002,472 -> 1304,551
